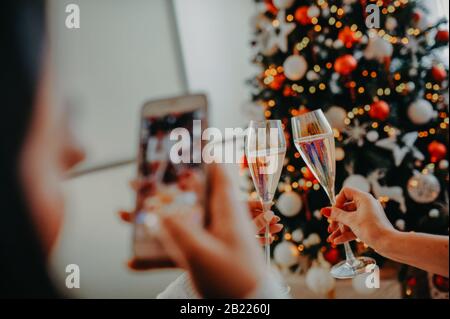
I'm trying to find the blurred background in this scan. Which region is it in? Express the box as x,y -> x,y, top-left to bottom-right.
47,0 -> 448,298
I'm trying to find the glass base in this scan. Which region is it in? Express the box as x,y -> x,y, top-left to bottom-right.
330,256 -> 376,279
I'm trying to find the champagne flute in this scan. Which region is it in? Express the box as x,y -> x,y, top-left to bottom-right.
291,109 -> 375,279
246,120 -> 286,266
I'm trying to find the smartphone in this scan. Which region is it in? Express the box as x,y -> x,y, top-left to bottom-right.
132,94 -> 208,268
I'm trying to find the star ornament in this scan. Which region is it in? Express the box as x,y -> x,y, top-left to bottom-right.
343,119 -> 370,147
375,131 -> 425,166
268,10 -> 296,53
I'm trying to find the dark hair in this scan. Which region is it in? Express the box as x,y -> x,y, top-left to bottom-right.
0,0 -> 58,298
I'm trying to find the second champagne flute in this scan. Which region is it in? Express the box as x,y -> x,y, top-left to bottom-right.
245,120 -> 286,266
291,109 -> 375,278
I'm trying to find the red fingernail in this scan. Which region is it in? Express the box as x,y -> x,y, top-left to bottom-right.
327,226 -> 331,233
119,211 -> 132,223
321,208 -> 331,218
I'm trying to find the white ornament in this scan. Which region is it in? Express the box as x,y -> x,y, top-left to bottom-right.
439,159 -> 449,170
268,10 -> 296,53
303,233 -> 321,248
273,0 -> 295,9
336,147 -> 345,161
407,171 -> 441,204
429,208 -> 440,218
306,70 -> 319,81
313,210 -> 322,220
276,191 -> 302,217
364,34 -> 393,63
325,106 -> 347,131
409,68 -> 418,77
307,5 -> 321,18
375,131 -> 425,167
395,219 -> 405,230
283,55 -> 308,81
273,240 -> 299,267
408,99 -> 436,125
367,169 -> 407,213
253,15 -> 278,56
306,263 -> 336,296
352,271 -> 377,295
343,174 -> 371,193
385,16 -> 398,31
333,39 -> 344,49
343,119 -> 370,147
292,228 -> 304,242
366,130 -> 379,143
325,38 -> 333,47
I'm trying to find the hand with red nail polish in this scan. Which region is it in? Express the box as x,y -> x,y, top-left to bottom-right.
323,187 -> 449,278
321,187 -> 393,250
248,201 -> 284,246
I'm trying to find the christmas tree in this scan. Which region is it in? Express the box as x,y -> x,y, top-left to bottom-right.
246,0 -> 449,298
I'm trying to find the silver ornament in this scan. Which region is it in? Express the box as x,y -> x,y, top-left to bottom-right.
407,171 -> 441,204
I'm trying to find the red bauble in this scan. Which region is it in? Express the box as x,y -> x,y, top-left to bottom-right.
323,247 -> 341,265
407,277 -> 417,287
264,0 -> 278,15
338,26 -> 360,48
295,6 -> 312,25
369,100 -> 390,121
436,30 -> 449,43
428,141 -> 447,163
303,167 -> 315,180
334,54 -> 357,76
431,65 -> 447,83
283,85 -> 294,97
268,73 -> 286,90
432,274 -> 449,292
412,11 -> 422,23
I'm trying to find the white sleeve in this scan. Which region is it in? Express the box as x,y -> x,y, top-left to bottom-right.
157,272 -> 200,299
157,270 -> 291,299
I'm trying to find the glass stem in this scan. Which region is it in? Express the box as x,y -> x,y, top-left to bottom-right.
262,201 -> 272,267
329,194 -> 357,266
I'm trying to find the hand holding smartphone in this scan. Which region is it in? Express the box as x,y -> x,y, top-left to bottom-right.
132,94 -> 208,268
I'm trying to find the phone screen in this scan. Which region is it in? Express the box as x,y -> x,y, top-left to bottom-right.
133,97 -> 207,267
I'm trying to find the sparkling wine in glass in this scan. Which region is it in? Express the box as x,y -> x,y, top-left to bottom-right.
291,109 -> 375,279
246,120 -> 286,266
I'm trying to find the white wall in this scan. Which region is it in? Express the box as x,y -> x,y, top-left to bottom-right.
49,0 -> 186,170
173,0 -> 257,130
